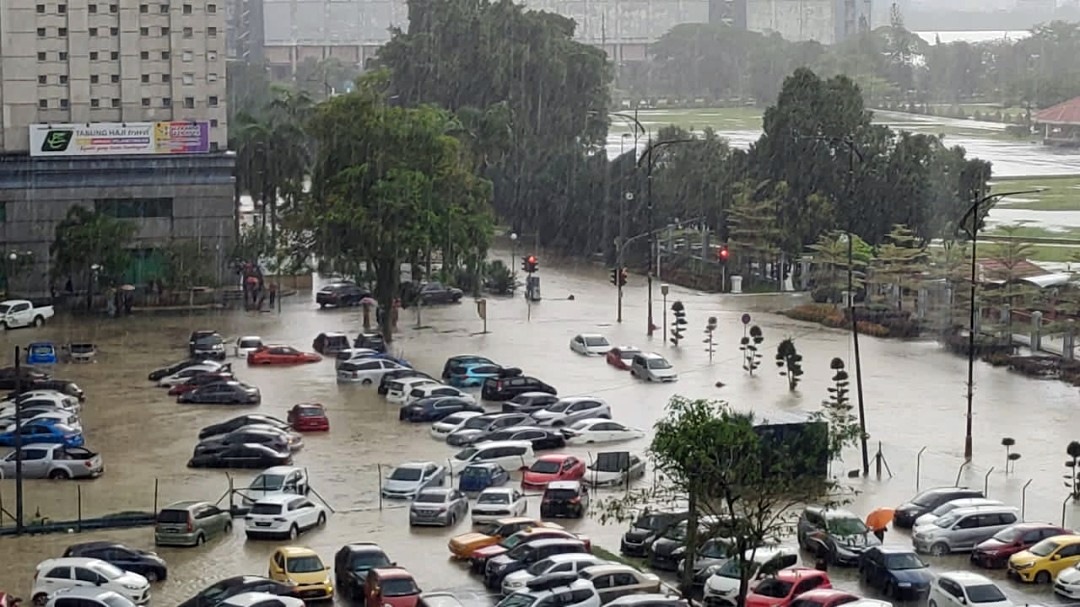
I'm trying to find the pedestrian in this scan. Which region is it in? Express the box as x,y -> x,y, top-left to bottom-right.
268,283 -> 277,309
873,526 -> 886,542
64,277 -> 74,294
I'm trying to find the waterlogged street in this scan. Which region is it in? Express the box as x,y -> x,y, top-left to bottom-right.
0,255 -> 1079,605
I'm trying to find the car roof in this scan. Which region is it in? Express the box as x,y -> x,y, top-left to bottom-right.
774,566 -> 826,581
481,487 -> 517,495
398,461 -> 436,469
525,538 -> 584,549
538,454 -> 577,463
40,557 -> 114,568
276,546 -> 319,558
464,462 -> 504,471
578,333 -> 606,339
256,494 -> 306,504
547,481 -> 583,490
161,500 -> 205,510
319,331 -> 347,337
474,440 -> 532,449
556,397 -> 603,404
574,418 -> 616,427
543,553 -> 602,563
67,541 -> 124,551
372,567 -> 413,580
581,564 -> 638,577
342,542 -> 385,553
797,590 -> 858,601
49,587 -> 132,602
640,352 -> 666,360
222,592 -> 294,607
1046,534 -> 1080,544
417,487 -> 452,497
259,466 -> 303,476
948,505 -> 1017,516
872,546 -> 919,555
940,571 -> 994,585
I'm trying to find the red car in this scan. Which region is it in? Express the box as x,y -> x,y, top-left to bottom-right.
605,346 -> 641,370
971,522 -> 1073,568
787,589 -> 858,607
167,372 -> 235,396
247,345 -> 322,365
522,454 -> 586,490
288,402 -> 329,432
746,567 -> 832,607
365,567 -> 420,607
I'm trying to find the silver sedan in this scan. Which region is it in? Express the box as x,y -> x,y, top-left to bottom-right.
408,488 -> 469,527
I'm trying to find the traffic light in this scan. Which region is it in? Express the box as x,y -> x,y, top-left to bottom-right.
718,245 -> 730,264
610,268 -> 619,286
618,268 -> 628,287
670,300 -> 687,347
522,255 -> 539,273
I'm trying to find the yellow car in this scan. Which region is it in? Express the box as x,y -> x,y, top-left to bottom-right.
268,546 -> 334,600
1008,534 -> 1080,583
447,517 -> 562,559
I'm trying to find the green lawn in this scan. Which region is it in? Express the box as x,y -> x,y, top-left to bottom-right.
610,107 -> 764,132
985,224 -> 1080,240
1021,245 -> 1080,263
990,176 -> 1080,211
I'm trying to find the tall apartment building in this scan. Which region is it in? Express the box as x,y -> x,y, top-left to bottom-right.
0,0 -> 235,297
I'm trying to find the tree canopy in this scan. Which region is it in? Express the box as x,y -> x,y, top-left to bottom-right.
50,206 -> 136,285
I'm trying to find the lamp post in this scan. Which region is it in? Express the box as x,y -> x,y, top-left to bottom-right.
957,187 -> 1043,461
509,232 -> 518,269
6,252 -> 16,298
89,263 -> 101,311
616,192 -> 632,323
13,345 -> 24,535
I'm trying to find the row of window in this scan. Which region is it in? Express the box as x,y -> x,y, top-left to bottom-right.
38,73 -> 220,85
95,198 -> 174,219
37,4 -> 216,15
39,96 -> 220,109
36,50 -> 220,62
38,26 -> 217,38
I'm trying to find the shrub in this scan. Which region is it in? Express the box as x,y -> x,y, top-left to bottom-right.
783,304 -> 838,323
982,352 -> 1012,367
856,321 -> 889,337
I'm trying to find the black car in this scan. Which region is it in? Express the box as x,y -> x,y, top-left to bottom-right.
442,355 -> 496,380
484,538 -> 589,588
195,428 -> 291,455
648,520 -> 694,571
399,397 -> 484,422
0,366 -> 50,390
481,376 -> 557,401
188,443 -> 292,469
476,426 -> 566,451
540,481 -> 589,519
178,381 -> 261,405
189,331 -> 227,360
316,282 -> 372,308
334,542 -> 393,600
893,487 -> 984,528
858,546 -> 934,600
446,413 -> 533,447
177,575 -> 297,607
313,332 -> 351,355
414,282 -> 463,305
380,369 -> 436,396
198,414 -> 292,439
354,332 -> 387,352
501,392 -> 561,414
620,510 -> 688,557
63,541 -> 169,581
797,506 -> 881,566
148,359 -> 210,381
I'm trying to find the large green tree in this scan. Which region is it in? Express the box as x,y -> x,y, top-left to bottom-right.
50,206 -> 137,305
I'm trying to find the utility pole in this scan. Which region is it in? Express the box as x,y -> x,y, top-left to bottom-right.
617,192 -> 632,323
14,346 -> 24,535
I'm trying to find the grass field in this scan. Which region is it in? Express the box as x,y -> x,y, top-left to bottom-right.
991,175 -> 1080,211
611,106 -> 764,132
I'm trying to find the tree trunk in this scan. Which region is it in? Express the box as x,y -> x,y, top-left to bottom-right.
680,489 -> 700,595
374,258 -> 399,343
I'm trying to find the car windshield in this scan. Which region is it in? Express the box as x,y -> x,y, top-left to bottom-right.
351,553 -> 391,571
717,558 -> 752,579
701,540 -> 729,559
250,474 -> 285,490
547,402 -> 570,413
546,488 -> 579,500
196,335 -> 223,346
381,578 -> 420,597
390,468 -> 423,481
463,417 -> 491,430
296,407 -> 321,417
103,596 -> 131,607
966,584 -> 1007,603
0,305 -> 9,315
1030,539 -> 1060,557
620,350 -> 638,359
239,338 -> 261,348
931,502 -> 961,516
754,579 -> 793,598
463,467 -> 492,479
415,493 -> 446,504
934,513 -> 960,528
90,562 -> 126,579
647,358 -> 672,369
991,527 -> 1022,542
250,503 -> 283,515
530,461 -> 561,474
286,556 -> 324,573
443,414 -> 467,424
498,593 -> 538,607
827,516 -> 868,536
480,492 -> 510,504
584,337 -> 608,347
911,491 -> 946,508
454,448 -> 478,461
885,553 -> 925,570
665,524 -> 688,541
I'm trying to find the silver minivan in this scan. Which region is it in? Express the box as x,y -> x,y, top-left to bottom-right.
912,505 -> 1020,556
630,353 -> 678,382
450,440 -> 534,474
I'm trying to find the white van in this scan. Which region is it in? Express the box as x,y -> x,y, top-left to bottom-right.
387,377 -> 440,404
242,466 -> 310,505
912,497 -> 1004,527
450,440 -> 535,474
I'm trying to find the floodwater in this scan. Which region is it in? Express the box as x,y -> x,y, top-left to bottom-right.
0,255 -> 1078,605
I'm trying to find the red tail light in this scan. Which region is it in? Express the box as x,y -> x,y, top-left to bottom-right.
496,381 -> 503,390
186,516 -> 194,532
569,497 -> 581,504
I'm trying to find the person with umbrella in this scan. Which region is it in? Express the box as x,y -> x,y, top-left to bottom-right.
866,507 -> 894,542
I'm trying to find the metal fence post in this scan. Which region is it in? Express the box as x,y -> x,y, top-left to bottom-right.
916,447 -> 926,491
77,485 -> 83,533
1064,493 -> 1073,527
378,464 -> 383,511
955,460 -> 970,487
983,467 -> 995,497
153,478 -> 159,515
1021,479 -> 1033,519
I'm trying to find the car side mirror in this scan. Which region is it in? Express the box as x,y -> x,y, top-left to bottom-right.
1052,554 -> 1062,561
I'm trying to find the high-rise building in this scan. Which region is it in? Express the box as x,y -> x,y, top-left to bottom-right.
745,0 -> 871,44
0,0 -> 235,296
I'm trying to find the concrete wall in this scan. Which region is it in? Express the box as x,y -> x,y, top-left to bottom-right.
0,153 -> 235,296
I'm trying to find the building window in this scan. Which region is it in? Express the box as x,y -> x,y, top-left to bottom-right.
36,4 -> 45,13
161,73 -> 170,82
37,52 -> 47,61
59,99 -> 69,108
162,51 -> 170,60
88,3 -> 97,12
182,73 -> 194,85
110,27 -> 118,35
140,26 -> 149,35
140,51 -> 149,60
181,50 -> 192,62
208,95 -> 218,107
140,3 -> 148,12
182,3 -> 192,14
38,75 -> 47,84
162,97 -> 171,107
90,51 -> 98,60
89,27 -> 98,36
210,118 -> 218,127
182,27 -> 192,38
95,198 -> 174,219
210,142 -> 219,152
207,72 -> 218,83
37,27 -> 46,37
90,99 -> 100,108
160,4 -> 168,13
58,27 -> 67,36
141,74 -> 150,83
59,75 -> 68,84
183,96 -> 194,108
142,97 -> 151,107
111,98 -> 120,108
207,3 -> 216,12
162,26 -> 171,35
38,99 -> 48,109
110,3 -> 118,12
59,51 -> 68,60
58,4 -> 67,13
90,74 -> 99,83
110,51 -> 118,60
207,51 -> 217,62
207,27 -> 217,37
110,74 -> 119,83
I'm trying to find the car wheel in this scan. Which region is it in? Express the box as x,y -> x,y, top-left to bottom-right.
144,569 -> 159,582
289,524 -> 299,539
929,542 -> 949,557
33,316 -> 44,327
362,379 -> 373,386
1035,571 -> 1052,584
448,513 -> 457,526
48,468 -> 70,480
929,600 -> 938,607
195,533 -> 206,546
32,594 -> 47,606
317,512 -> 327,526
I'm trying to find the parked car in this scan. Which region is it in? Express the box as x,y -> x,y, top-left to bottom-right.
857,546 -> 933,600
928,572 -> 1010,607
244,495 -> 327,540
478,426 -> 567,451
458,462 -> 511,495
406,385 -> 475,407
0,299 -> 55,329
312,332 -> 351,355
400,397 -> 484,423
247,346 -> 322,365
188,443 -> 293,469
522,454 -> 587,490
335,542 -> 393,600
415,282 -> 463,305
484,538 -> 589,589
647,521 -> 694,572
449,364 -> 520,388
584,452 -> 646,487
365,568 -> 421,607
44,588 -> 136,607
167,372 -> 236,396
702,546 -> 801,605
501,554 -> 608,597
178,381 -> 261,405
190,332 -> 227,360
382,462 -> 447,499
0,390 -> 80,414
1055,562 -> 1080,599
149,359 -> 208,381
448,413 -> 533,447
0,443 -> 102,479
419,592 -> 463,607
912,506 -> 1020,555
20,379 -> 84,402
744,567 -> 831,607
569,334 -> 612,356
796,506 -> 880,566
629,353 -> 677,382
442,355 -> 497,380
892,487 -> 984,528
31,558 -> 150,606
175,576 -> 296,607
353,332 -> 387,352
482,376 -> 557,401
267,546 -> 334,601
913,498 -> 1004,528
563,419 -> 645,445
242,466 -> 310,505
605,347 -> 641,370
220,592 -> 305,607
620,510 -> 688,557
380,369 -> 436,396
496,577 -> 599,607
450,440 -> 535,474
579,564 -> 661,604
154,501 -> 233,547
531,397 -> 611,427
409,488 -> 469,527
0,421 -> 82,448
62,542 -> 168,582
501,392 -> 561,414
447,518 -> 562,560
316,282 -> 371,308
199,414 -> 292,439
971,523 -> 1072,569
782,589 -> 858,607
194,426 -> 299,454
430,411 -> 484,441
339,359 -> 411,385
1007,534 -> 1080,583
157,361 -> 229,387
287,402 -> 329,432
474,487 -> 528,524
540,481 -> 589,519
387,377 -> 440,404
469,527 -> 590,574
234,336 -> 264,358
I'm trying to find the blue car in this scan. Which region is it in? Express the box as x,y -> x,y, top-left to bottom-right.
26,342 -> 58,365
0,420 -> 83,447
449,363 -> 507,388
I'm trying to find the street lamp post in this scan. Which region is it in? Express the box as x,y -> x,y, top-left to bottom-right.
509,232 -> 518,269
13,345 -> 24,535
89,263 -> 101,311
6,252 -> 16,298
957,187 -> 1043,461
616,192 -> 633,323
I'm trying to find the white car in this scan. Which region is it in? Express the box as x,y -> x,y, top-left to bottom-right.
221,592 -> 306,607
234,336 -> 264,358
157,361 -> 226,387
45,588 -> 136,607
583,453 -> 647,487
501,553 -> 609,596
702,545 -> 799,605
929,573 -> 1011,607
0,410 -> 81,432
430,411 -> 484,440
406,384 -> 476,405
242,465 -> 310,505
531,398 -> 611,428
570,333 -> 612,356
913,498 -> 1003,528
32,557 -> 151,606
334,348 -> 383,369
337,358 -> 409,384
563,419 -> 645,445
0,391 -> 81,414
244,494 -> 327,540
473,487 -> 528,524
630,352 -> 678,382
386,377 -> 440,404
496,578 -> 601,607
1055,562 -> 1080,598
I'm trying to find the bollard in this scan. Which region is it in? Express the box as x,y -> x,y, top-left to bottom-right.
916,446 -> 930,491
1064,493 -> 1073,527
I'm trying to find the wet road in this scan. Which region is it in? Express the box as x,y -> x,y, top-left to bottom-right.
0,255 -> 1079,605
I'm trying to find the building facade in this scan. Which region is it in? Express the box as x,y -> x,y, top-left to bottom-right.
0,0 -> 235,296
745,0 -> 871,44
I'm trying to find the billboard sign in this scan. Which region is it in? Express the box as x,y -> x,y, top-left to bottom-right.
29,121 -> 210,157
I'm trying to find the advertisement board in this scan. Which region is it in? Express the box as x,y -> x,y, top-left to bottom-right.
29,121 -> 211,157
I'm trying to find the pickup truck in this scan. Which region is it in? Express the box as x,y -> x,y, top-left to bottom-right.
0,443 -> 103,479
0,300 -> 54,329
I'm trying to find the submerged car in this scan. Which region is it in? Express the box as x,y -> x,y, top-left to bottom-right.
199,414 -> 291,439
447,518 -> 561,560
188,444 -> 292,469
399,397 -> 483,423
605,346 -> 641,370
569,334 -> 612,356
288,402 -> 330,432
248,346 -> 322,365
234,336 -> 264,358
583,452 -> 646,487
382,462 -> 447,499
178,381 -> 261,405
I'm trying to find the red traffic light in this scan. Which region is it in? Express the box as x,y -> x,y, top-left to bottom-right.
718,246 -> 729,261
527,255 -> 537,264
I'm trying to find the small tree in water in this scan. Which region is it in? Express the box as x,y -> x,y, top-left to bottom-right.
775,338 -> 804,390
741,325 -> 764,375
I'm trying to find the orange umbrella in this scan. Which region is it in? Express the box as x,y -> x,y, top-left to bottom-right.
866,507 -> 895,531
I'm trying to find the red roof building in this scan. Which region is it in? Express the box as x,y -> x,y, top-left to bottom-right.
1033,97 -> 1080,146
